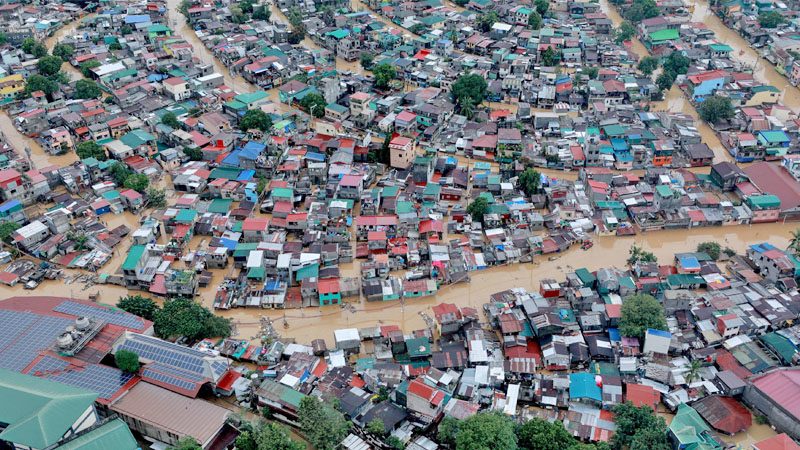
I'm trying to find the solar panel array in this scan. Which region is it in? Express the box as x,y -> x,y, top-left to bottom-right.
117,334 -> 209,375
210,360 -> 229,379
53,301 -> 145,330
0,311 -> 72,372
141,362 -> 203,394
28,355 -> 134,400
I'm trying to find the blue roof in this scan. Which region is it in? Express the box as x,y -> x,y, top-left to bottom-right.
124,15 -> 151,24
237,169 -> 255,182
0,199 -> 21,213
678,255 -> 700,269
242,141 -> 266,154
306,151 -> 325,162
219,238 -> 237,250
569,372 -> 602,401
608,327 -> 620,343
646,328 -> 672,338
611,138 -> 629,151
749,242 -> 777,253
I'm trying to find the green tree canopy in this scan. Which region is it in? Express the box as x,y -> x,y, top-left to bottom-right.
611,403 -> 669,450
299,93 -> 327,118
620,294 -> 667,339
455,412 -> 516,450
0,221 -> 20,242
517,418 -> 575,450
451,73 -> 487,109
360,53 -> 374,70
541,47 -> 559,66
235,422 -> 304,450
117,295 -> 159,320
239,109 -> 273,133
114,349 -> 140,373
183,146 -> 203,161
154,297 -> 232,340
24,74 -> 59,97
759,10 -> 785,28
697,241 -> 721,260
623,0 -> 660,22
37,55 -> 64,76
76,140 -> 106,160
583,66 -> 599,80
627,243 -> 656,265
409,23 -> 428,35
467,196 -> 489,223
52,43 -> 75,62
437,416 -> 460,447
535,0 -> 549,15
662,51 -> 690,76
298,397 -> 350,450
698,95 -> 734,124
22,38 -> 47,58
169,437 -> 201,450
161,111 -> 181,129
74,79 -> 101,99
638,56 -> 659,76
519,168 -> 541,196
615,21 -> 637,44
109,161 -> 132,185
373,63 -> 397,89
80,60 -> 101,78
252,5 -> 271,20
656,71 -> 676,91
476,10 -> 499,32
124,173 -> 149,192
146,187 -> 167,208
367,418 -> 386,436
528,11 -> 543,30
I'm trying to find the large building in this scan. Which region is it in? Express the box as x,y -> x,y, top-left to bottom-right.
744,368 -> 800,440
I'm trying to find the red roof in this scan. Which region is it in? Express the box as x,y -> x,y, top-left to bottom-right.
693,395 -> 752,434
752,369 -> 800,420
745,162 -> 800,212
606,304 -> 622,319
625,383 -> 660,411
216,369 -> 242,391
408,378 -> 438,402
754,434 -> 800,450
317,278 -> 340,295
242,217 -> 269,231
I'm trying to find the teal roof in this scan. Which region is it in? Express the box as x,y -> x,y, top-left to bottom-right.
0,369 -> 99,449
746,194 -> 781,210
406,337 -> 432,357
55,418 -> 137,450
121,245 -> 145,271
669,403 -> 721,449
208,198 -> 233,214
569,372 -> 602,401
235,91 -> 269,104
327,29 -> 350,39
175,208 -> 197,223
147,24 -> 171,33
119,129 -> 155,148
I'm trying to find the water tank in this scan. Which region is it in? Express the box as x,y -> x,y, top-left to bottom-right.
57,333 -> 74,348
75,316 -> 91,331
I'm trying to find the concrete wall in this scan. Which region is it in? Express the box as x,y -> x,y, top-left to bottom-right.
743,385 -> 800,440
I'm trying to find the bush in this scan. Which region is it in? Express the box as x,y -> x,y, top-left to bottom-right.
115,349 -> 140,373
117,295 -> 159,320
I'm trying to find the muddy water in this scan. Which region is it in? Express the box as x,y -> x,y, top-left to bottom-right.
44,15 -> 91,82
0,111 -> 79,168
690,0 -> 800,113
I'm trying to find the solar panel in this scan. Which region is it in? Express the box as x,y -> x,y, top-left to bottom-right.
146,362 -> 205,382
0,311 -> 72,372
118,334 -> 207,375
28,355 -> 134,400
142,367 -> 201,392
53,301 -> 145,329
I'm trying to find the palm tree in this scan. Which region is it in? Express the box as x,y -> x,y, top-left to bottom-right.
685,359 -> 702,384
789,228 -> 800,254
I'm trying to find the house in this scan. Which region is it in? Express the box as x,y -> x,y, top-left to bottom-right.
753,434 -> 800,450
744,368 -> 800,440
692,395 -> 752,435
404,378 -> 446,423
668,403 -> 723,450
389,136 -> 415,169
569,372 -> 602,405
710,162 -> 746,191
745,162 -> 800,220
746,243 -> 800,282
163,76 -> 190,101
0,370 -> 138,450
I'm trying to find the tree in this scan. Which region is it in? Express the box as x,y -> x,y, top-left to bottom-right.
541,47 -> 559,66
409,23 -> 427,35
299,93 -> 327,118
759,10 -> 785,28
161,111 -> 181,129
239,109 -> 273,133
518,168 -> 541,197
37,55 -> 64,76
239,0 -> 254,13
367,418 -> 386,436
24,75 -> 58,97
528,11 -> 543,30
76,140 -> 106,160
535,0 -> 549,15
697,242 -> 721,260
615,21 -> 637,44
120,24 -> 133,35
256,176 -> 268,195
467,196 -> 489,223
0,221 -> 20,242
169,437 -> 202,450
438,416 -> 460,447
451,73 -> 487,110
124,173 -> 149,192
662,51 -> 690,76
22,38 -> 47,58
620,294 -> 667,339
115,349 -> 140,373
698,95 -> 734,124
656,71 -> 675,91
454,0 -> 469,5
790,228 -> 800,254
178,0 -> 192,17
517,418 -> 575,450
183,146 -> 203,161
0,32 -> 6,45
627,243 -> 656,265
476,10 -> 499,32
287,30 -> 305,44
154,297 -> 232,340
236,422 -> 304,450
360,53 -> 374,70
623,0 -> 659,22
373,63 -> 397,89
52,43 -> 74,62
582,66 -> 599,80
455,412 -> 516,450
109,162 -> 132,185
298,397 -> 349,450
252,5 -> 271,20
80,60 -> 101,78
230,5 -> 249,24
638,56 -> 659,76
74,79 -> 101,99
684,359 -> 702,384
117,295 -> 159,320
146,187 -> 167,208
611,403 -> 669,450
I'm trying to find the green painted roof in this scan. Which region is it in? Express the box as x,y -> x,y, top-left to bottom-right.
569,372 -> 602,401
669,403 -> 721,449
208,198 -> 233,214
0,369 -> 99,449
247,266 -> 266,279
760,332 -> 798,364
121,244 -> 145,271
120,129 -> 155,148
56,418 -> 137,450
272,187 -> 294,199
649,29 -> 679,42
175,208 -> 197,223
746,194 -> 781,210
147,24 -> 171,33
575,268 -> 596,285
235,91 -> 269,104
406,337 -> 431,357
709,43 -> 733,52
327,29 -> 350,39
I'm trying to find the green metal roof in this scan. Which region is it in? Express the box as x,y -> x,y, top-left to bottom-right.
0,369 -> 99,449
759,332 -> 798,364
406,337 -> 431,357
746,194 -> 781,210
56,418 -> 137,450
669,403 -> 721,449
208,198 -> 233,214
569,372 -> 602,401
175,208 -> 197,223
247,267 -> 266,280
121,244 -> 145,271
649,29 -> 679,42
235,91 -> 269,104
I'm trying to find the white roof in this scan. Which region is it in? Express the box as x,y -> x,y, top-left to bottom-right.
503,384 -> 520,415
491,22 -> 512,31
334,328 -> 360,343
247,250 -> 264,268
15,220 -> 47,238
